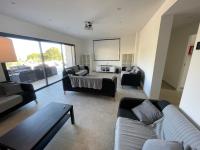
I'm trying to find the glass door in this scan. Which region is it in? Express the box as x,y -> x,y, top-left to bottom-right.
40,41 -> 63,84
6,38 -> 46,90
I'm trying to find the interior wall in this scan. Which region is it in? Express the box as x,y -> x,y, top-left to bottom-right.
180,23 -> 200,126
137,0 -> 177,98
163,22 -> 199,89
0,14 -> 85,82
83,35 -> 137,71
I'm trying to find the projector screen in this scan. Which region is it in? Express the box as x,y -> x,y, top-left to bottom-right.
93,39 -> 120,61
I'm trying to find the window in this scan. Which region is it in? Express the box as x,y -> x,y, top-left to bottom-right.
5,36 -> 75,90
62,44 -> 75,68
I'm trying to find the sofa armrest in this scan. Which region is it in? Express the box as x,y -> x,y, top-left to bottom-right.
84,66 -> 89,73
20,83 -> 35,92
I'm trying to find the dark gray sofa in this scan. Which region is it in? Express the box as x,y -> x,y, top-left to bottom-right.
121,66 -> 144,87
115,97 -> 200,150
0,82 -> 37,117
62,65 -> 117,97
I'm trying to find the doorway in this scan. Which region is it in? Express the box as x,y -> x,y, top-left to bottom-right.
160,20 -> 199,105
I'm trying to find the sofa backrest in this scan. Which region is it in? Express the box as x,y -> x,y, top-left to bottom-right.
162,105 -> 200,149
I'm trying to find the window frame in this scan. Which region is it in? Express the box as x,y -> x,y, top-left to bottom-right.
0,32 -> 76,91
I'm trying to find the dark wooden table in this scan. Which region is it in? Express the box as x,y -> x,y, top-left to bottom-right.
0,102 -> 75,150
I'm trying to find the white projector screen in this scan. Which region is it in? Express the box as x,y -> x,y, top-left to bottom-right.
93,39 -> 120,61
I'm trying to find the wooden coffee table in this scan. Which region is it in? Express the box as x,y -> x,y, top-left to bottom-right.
0,102 -> 75,150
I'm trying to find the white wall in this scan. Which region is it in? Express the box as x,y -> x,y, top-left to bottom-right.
137,0 -> 177,98
180,23 -> 200,126
163,22 -> 199,88
0,14 -> 85,81
83,35 -> 137,71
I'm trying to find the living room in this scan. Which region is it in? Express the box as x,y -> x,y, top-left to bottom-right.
0,0 -> 200,150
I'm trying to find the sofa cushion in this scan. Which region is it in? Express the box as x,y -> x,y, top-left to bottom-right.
161,105 -> 200,149
0,83 -> 23,96
0,95 -> 23,113
131,67 -> 140,74
132,100 -> 163,125
115,117 -> 156,150
142,139 -> 183,150
0,86 -> 5,96
75,69 -> 88,76
79,65 -> 85,70
72,66 -> 79,73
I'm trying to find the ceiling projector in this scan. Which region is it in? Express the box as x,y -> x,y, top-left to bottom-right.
85,21 -> 93,30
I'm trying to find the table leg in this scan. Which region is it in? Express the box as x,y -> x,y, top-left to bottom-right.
70,106 -> 75,124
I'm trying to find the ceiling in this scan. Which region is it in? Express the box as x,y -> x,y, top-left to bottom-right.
0,0 -> 164,39
165,0 -> 200,28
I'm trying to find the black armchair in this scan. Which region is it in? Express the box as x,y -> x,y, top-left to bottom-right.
121,66 -> 144,87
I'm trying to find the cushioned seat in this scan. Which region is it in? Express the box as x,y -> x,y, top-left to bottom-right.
0,95 -> 23,113
115,117 -> 157,150
75,69 -> 88,76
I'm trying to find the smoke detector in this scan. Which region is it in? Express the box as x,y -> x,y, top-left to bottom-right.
84,21 -> 93,30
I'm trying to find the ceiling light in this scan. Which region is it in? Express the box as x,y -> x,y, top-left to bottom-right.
10,0 -> 16,5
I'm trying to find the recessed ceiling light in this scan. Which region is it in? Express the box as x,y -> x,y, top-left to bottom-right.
10,0 -> 16,5
117,8 -> 122,11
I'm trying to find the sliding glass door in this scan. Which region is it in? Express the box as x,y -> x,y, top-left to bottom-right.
40,42 -> 63,84
6,38 -> 46,89
5,37 -> 75,90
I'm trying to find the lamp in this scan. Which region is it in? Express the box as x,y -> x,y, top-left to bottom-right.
0,37 -> 17,81
0,37 -> 17,62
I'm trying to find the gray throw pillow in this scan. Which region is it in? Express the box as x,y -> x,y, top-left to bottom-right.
131,66 -> 140,74
126,67 -> 132,72
0,83 -> 23,96
142,139 -> 183,150
132,100 -> 163,125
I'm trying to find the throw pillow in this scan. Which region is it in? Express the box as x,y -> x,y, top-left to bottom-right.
132,100 -> 163,125
131,66 -> 140,74
142,139 -> 184,150
126,67 -> 132,72
79,65 -> 85,70
0,83 -> 23,96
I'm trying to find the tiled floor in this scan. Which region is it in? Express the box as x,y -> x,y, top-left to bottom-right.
160,81 -> 182,106
0,73 -> 146,150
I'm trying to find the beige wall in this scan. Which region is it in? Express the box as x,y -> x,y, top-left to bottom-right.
163,22 -> 199,88
137,0 -> 177,98
180,23 -> 200,126
0,14 -> 85,81
84,35 -> 137,71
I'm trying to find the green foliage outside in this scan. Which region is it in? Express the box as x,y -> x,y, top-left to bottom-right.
27,47 -> 62,62
43,47 -> 62,61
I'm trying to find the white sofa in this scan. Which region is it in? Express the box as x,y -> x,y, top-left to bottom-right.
115,98 -> 200,150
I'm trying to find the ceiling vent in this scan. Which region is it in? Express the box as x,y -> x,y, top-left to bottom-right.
84,21 -> 93,30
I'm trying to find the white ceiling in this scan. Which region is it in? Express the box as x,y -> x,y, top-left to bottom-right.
0,0 -> 164,39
